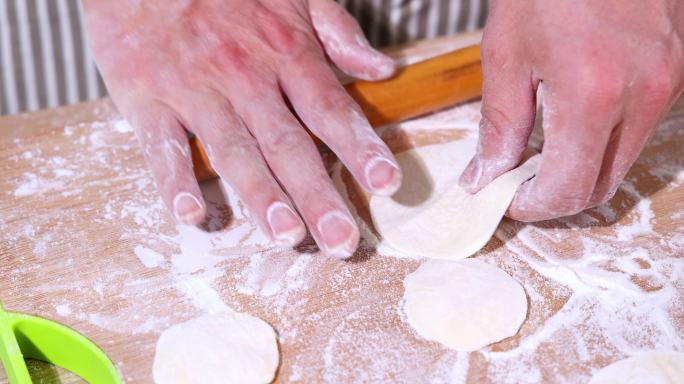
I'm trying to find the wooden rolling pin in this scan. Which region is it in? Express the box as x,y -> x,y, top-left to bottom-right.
191,44 -> 483,182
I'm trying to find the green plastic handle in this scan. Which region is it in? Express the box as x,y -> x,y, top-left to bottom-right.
0,308 -> 32,384
0,303 -> 123,384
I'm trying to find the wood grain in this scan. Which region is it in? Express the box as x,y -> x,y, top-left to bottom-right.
1,32 -> 683,384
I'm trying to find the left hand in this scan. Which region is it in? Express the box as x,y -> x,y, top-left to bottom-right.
83,0 -> 401,258
459,0 -> 684,221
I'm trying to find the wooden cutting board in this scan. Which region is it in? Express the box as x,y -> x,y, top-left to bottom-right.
1,32 -> 683,384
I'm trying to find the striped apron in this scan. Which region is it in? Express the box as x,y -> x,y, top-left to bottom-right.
0,0 -> 488,115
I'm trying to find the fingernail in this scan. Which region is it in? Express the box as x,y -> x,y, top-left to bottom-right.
459,155 -> 484,193
317,211 -> 358,258
266,202 -> 305,247
369,54 -> 396,79
374,56 -> 396,79
365,156 -> 402,196
173,192 -> 205,224
355,34 -> 396,79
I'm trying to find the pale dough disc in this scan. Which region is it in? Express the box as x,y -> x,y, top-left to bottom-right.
153,312 -> 279,384
589,351 -> 684,384
370,139 -> 539,259
402,259 -> 527,351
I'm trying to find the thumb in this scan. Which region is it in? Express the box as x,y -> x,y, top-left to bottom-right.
309,0 -> 395,81
459,44 -> 537,193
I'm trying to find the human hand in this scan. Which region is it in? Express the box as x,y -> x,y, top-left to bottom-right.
459,0 -> 684,221
83,0 -> 402,258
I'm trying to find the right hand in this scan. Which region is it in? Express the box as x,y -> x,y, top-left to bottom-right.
459,0 -> 684,222
83,0 -> 402,258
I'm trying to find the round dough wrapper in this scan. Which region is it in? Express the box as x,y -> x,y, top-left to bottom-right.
370,140 -> 539,259
589,351 -> 684,384
402,259 -> 527,351
153,312 -> 279,384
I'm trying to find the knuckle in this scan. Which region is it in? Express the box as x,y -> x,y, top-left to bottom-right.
481,40 -> 509,71
577,64 -> 625,109
261,128 -> 310,155
214,41 -> 249,71
478,104 -> 532,155
481,102 -> 533,135
641,59 -> 680,105
218,133 -> 260,159
254,6 -> 312,57
278,29 -> 313,59
645,74 -> 676,103
311,90 -> 355,116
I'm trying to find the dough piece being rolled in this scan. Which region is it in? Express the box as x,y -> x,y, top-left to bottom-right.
153,312 -> 279,384
370,139 -> 539,259
589,351 -> 684,384
402,259 -> 527,351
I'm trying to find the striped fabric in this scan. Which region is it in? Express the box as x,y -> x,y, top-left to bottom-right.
341,0 -> 489,47
0,0 -> 105,115
0,0 -> 488,115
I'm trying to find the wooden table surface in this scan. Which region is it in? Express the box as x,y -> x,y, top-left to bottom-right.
1,33 -> 683,384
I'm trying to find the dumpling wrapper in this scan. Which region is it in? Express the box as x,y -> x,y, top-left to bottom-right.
402,259 -> 528,351
370,139 -> 539,259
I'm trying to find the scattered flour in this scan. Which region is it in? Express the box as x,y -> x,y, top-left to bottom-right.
175,276 -> 230,315
13,172 -> 65,196
113,119 -> 133,133
616,198 -> 655,241
55,304 -> 72,317
326,98 -> 684,383
3,97 -> 683,383
134,245 -> 165,268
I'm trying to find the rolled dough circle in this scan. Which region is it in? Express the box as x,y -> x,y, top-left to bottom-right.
153,312 -> 279,384
589,351 -> 684,384
370,140 -> 539,259
402,259 -> 527,351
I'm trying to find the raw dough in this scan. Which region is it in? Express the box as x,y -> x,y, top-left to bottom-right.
589,351 -> 684,384
370,139 -> 539,259
153,311 -> 279,384
402,259 -> 527,351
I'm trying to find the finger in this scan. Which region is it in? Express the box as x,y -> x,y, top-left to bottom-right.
586,122 -> 655,208
588,70 -> 682,206
124,99 -> 206,225
217,67 -> 360,258
279,49 -> 403,197
308,0 -> 395,81
458,41 -> 537,194
178,95 -> 306,247
508,80 -> 624,222
254,106 -> 360,258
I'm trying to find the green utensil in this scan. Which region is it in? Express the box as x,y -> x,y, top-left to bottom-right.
0,303 -> 122,384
